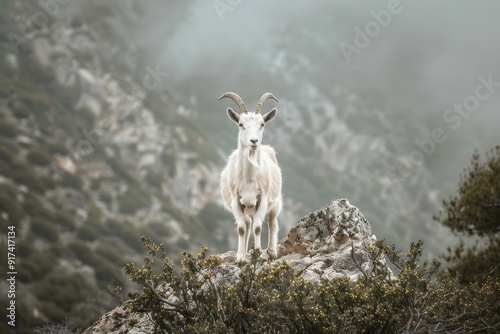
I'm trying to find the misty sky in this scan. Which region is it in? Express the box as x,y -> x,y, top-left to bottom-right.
154,0 -> 499,186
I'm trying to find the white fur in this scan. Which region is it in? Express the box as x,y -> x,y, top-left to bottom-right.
220,104 -> 282,263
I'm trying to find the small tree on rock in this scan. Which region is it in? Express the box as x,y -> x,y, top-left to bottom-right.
434,146 -> 500,283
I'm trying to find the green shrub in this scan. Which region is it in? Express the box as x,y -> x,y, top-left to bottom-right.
120,227 -> 145,252
101,218 -> 121,235
147,221 -> 170,236
34,270 -> 86,312
39,174 -> 56,190
0,160 -> 11,178
7,79 -> 52,119
161,149 -> 177,177
160,195 -> 186,223
93,260 -> 119,286
0,186 -> 22,227
79,107 -> 97,129
12,105 -> 30,119
86,200 -> 103,222
37,301 -> 68,323
102,218 -> 144,252
96,243 -> 124,265
26,148 -> 52,166
49,243 -> 66,257
124,239 -> 500,334
31,217 -> 59,242
118,185 -> 150,214
10,168 -> 44,192
23,194 -> 53,221
67,240 -> 106,268
67,241 -> 118,286
0,181 -> 17,197
106,156 -> 137,185
145,170 -> 165,188
77,224 -> 99,241
140,224 -> 165,245
19,252 -> 55,282
17,266 -> 33,283
44,141 -> 67,155
68,240 -> 95,265
60,173 -> 83,189
90,178 -> 101,190
55,113 -> 78,138
17,241 -> 34,257
0,120 -> 17,138
0,144 -> 16,164
54,211 -> 76,231
99,190 -> 112,205
73,49 -> 94,64
9,161 -> 45,193
45,79 -> 79,111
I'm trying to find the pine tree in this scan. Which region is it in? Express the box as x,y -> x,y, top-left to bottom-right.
434,146 -> 500,283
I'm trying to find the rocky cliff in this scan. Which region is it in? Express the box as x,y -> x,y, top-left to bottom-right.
82,199 -> 389,334
0,2 -> 232,331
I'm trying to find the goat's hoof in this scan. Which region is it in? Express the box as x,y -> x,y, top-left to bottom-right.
267,249 -> 278,260
236,255 -> 247,266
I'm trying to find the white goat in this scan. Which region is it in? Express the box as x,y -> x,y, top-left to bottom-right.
219,92 -> 283,263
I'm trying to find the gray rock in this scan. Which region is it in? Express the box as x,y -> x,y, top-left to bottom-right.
278,198 -> 376,281
82,304 -> 152,334
83,199 -> 388,333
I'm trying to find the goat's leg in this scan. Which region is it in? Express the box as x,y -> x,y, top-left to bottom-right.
236,218 -> 250,264
252,217 -> 263,251
232,200 -> 250,264
245,217 -> 252,252
252,198 -> 268,253
267,207 -> 280,259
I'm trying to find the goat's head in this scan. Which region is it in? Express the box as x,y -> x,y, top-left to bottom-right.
218,92 -> 278,150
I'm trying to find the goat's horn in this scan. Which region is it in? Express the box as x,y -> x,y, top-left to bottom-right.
255,93 -> 278,114
218,92 -> 248,114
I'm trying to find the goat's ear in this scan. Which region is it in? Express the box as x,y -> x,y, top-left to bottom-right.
226,107 -> 240,124
263,108 -> 278,123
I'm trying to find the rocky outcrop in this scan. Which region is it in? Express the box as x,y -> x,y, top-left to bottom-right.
83,198 -> 386,334
279,198 -> 376,281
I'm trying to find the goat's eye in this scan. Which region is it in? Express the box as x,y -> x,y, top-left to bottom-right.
260,123 -> 264,129
238,123 -> 245,129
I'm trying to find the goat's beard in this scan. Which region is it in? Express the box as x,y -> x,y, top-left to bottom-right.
247,149 -> 260,168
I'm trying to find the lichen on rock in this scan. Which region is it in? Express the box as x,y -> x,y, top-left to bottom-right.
279,198 -> 377,282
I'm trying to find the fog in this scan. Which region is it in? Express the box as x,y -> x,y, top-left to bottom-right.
65,0 -> 500,253
90,0 -> 500,123
159,0 -> 500,142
